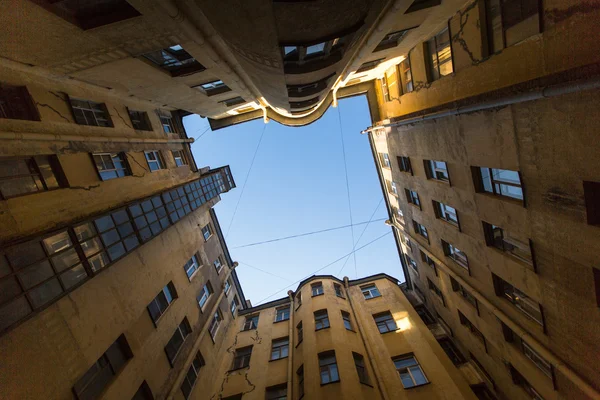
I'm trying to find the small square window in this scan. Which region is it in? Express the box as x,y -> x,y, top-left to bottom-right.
374,311 -> 397,333
275,306 -> 290,322
393,354 -> 429,388
93,153 -> 130,181
361,284 -> 381,299
202,224 -> 213,241
144,151 -> 165,172
172,150 -> 188,167
143,46 -> 205,77
424,160 -> 450,182
127,109 -> 152,131
194,79 -> 231,96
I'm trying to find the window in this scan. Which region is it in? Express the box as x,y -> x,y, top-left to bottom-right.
584,181 -> 600,225
270,337 -> 289,360
471,383 -> 495,400
433,200 -> 459,227
296,292 -> 302,309
510,364 -> 544,400
424,160 -> 449,182
406,256 -> 418,276
396,208 -> 406,225
290,96 -> 320,111
127,110 -> 152,131
458,311 -> 486,350
397,156 -> 412,173
501,323 -> 552,378
0,84 -> 40,120
413,221 -> 429,242
403,234 -> 413,251
311,282 -> 324,296
342,311 -> 353,331
485,0 -> 540,52
442,240 -> 469,270
93,153 -> 130,181
128,195 -> 171,242
156,111 -> 177,134
353,353 -> 370,385
474,167 -> 523,201
297,321 -> 304,343
220,97 -> 246,107
265,384 -> 287,400
143,45 -> 205,77
388,181 -> 398,196
399,58 -> 413,94
165,318 -> 192,365
243,314 -> 259,331
492,274 -> 543,325
180,352 -> 205,399
232,346 -> 252,370
450,277 -> 478,312
69,98 -> 113,127
275,306 -> 290,322
374,311 -> 397,333
197,282 -> 213,309
282,36 -> 347,72
36,0 -> 140,30
147,282 -> 177,324
414,304 -> 435,325
132,381 -> 154,400
334,283 -> 344,298
144,151 -> 165,172
213,256 -> 224,273
297,366 -> 305,399
361,284 -> 381,299
379,153 -> 391,168
209,309 -> 223,340
427,278 -> 445,307
314,309 -> 330,330
357,58 -> 386,73
393,354 -> 428,388
0,155 -> 65,199
172,150 -> 188,167
375,29 -> 411,52
194,80 -> 231,96
420,250 -> 437,273
426,28 -> 453,81
183,255 -> 200,280
319,351 -> 340,384
482,222 -> 533,265
405,189 -> 421,208
73,335 -> 132,400
202,224 -> 213,241
381,77 -> 391,102
287,74 -> 336,98
438,337 -> 466,365
231,296 -> 240,316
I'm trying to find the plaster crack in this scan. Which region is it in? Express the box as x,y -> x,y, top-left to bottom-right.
35,102 -> 70,123
113,106 -> 133,129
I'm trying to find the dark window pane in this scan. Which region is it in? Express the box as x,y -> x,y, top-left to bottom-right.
29,278 -> 63,308
0,296 -> 31,331
5,240 -> 46,269
60,264 -> 87,289
107,243 -> 126,261
18,260 -> 54,289
50,248 -> 80,272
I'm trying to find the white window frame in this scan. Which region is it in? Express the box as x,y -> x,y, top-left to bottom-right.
198,283 -> 212,309
394,355 -> 429,388
213,256 -> 223,273
184,254 -> 200,280
144,150 -> 164,172
202,224 -> 213,241
361,284 -> 381,299
209,309 -> 222,340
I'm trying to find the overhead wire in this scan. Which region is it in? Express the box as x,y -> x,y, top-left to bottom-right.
253,231 -> 392,305
336,106 -> 358,278
237,261 -> 293,282
224,122 -> 267,238
231,218 -> 387,249
192,126 -> 211,142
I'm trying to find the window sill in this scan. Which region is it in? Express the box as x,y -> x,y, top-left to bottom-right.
476,192 -> 524,207
320,379 -> 341,387
380,327 -> 402,335
438,218 -> 460,231
403,382 -> 431,390
312,293 -> 324,298
488,246 -> 535,271
269,356 -> 288,363
204,234 -> 214,242
240,327 -> 257,333
447,257 -> 470,273
409,203 -> 422,211
427,178 -> 450,186
273,318 -> 290,324
364,295 -> 382,301
315,326 -> 331,332
187,268 -> 201,282
228,365 -> 249,373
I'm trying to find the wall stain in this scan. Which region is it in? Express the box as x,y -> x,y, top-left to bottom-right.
544,187 -> 583,210
36,102 -> 70,123
546,2 -> 600,25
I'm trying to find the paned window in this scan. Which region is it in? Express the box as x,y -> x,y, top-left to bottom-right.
69,98 -> 113,127
414,304 -> 436,325
144,151 -> 165,172
381,77 -> 391,102
483,222 -> 533,265
230,295 -> 240,316
297,366 -> 305,398
93,153 -> 130,181
334,283 -> 344,298
232,346 -> 252,370
492,274 -> 543,325
209,308 -> 223,340
374,311 -> 397,333
194,80 -> 231,96
275,306 -> 290,322
266,384 -> 287,400
128,195 -> 170,242
342,311 -> 353,331
225,279 -> 232,295
297,321 -> 304,343
486,0 -> 540,52
314,309 -> 330,330
243,314 -> 259,331
405,188 -> 421,208
73,335 -> 132,400
197,282 -> 213,309
311,282 -> 324,296
407,255 -> 418,275
399,58 -> 413,94
181,352 -> 205,399
353,353 -> 370,385
427,28 -> 453,81
510,364 -> 544,400
270,337 -> 289,360
162,186 -> 192,223
127,110 -> 152,131
0,155 -> 65,199
375,29 -> 411,52
319,351 -> 339,384
213,256 -> 224,273
413,221 -> 429,242
450,277 -> 478,312
433,200 -> 459,227
172,150 -> 188,167
148,282 -> 177,323
165,318 -> 192,364
143,45 -> 205,77
380,153 -> 391,168
442,240 -> 469,270
420,251 -> 437,272
424,160 -> 449,182
397,156 -> 412,173
0,84 -> 39,121
427,278 -> 446,306
438,337 -> 466,365
361,284 -> 381,299
458,311 -> 486,349
393,355 -> 428,388
183,254 -> 200,280
475,167 -> 523,201
388,181 -> 398,196
202,224 -> 213,241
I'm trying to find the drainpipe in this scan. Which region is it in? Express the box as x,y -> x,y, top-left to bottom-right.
166,263 -> 238,399
344,277 -> 389,400
361,76 -> 600,134
0,131 -> 193,144
287,290 -> 295,399
387,221 -> 600,400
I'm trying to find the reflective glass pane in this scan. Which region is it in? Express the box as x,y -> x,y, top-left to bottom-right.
95,215 -> 114,232
409,366 -> 427,385
101,229 -> 120,247
0,276 -> 22,304
29,278 -> 63,308
112,210 -> 129,225
42,231 -> 72,254
123,236 -> 139,252
81,237 -> 103,257
60,264 -> 87,289
107,243 -> 126,261
18,260 -> 54,289
5,240 -> 46,269
89,252 -> 110,272
400,372 -> 414,388
51,248 -> 81,272
74,223 -> 96,242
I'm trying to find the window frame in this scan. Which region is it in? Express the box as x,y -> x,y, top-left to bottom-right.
433,200 -> 460,229
392,354 -> 429,388
398,56 -> 414,94
127,109 -> 152,131
361,284 -> 381,300
201,224 -> 213,241
342,310 -> 353,331
232,345 -> 253,370
353,352 -> 370,385
492,274 -> 544,327
0,155 -> 67,199
147,281 -> 178,325
270,337 -> 290,361
0,84 -> 40,121
184,254 -> 200,280
405,189 -> 421,209
318,350 -> 340,385
424,160 -> 450,183
180,351 -> 205,399
427,278 -> 446,307
274,306 -> 290,322
441,239 -> 469,271
193,79 -> 231,96
473,166 -> 524,203
314,309 -> 330,330
381,76 -> 391,102
333,283 -> 344,298
242,314 -> 259,331
142,45 -> 206,77
373,311 -> 398,333
482,221 -> 534,267
197,281 -> 213,310
397,156 -> 412,174
68,98 -> 113,127
412,221 -> 430,243
311,282 -> 324,297
208,308 -> 223,341
92,152 -> 131,181
297,321 -> 304,344
458,311 -> 487,351
426,27 -> 453,82
144,150 -> 165,172
165,318 -> 192,366
172,150 -> 188,167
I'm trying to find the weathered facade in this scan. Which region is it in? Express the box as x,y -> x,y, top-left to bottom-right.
364,1 -> 600,400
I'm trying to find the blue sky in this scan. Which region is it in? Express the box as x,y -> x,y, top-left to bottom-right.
184,96 -> 403,305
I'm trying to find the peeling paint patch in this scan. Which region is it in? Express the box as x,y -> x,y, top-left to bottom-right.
545,2 -> 600,25
543,187 -> 583,210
